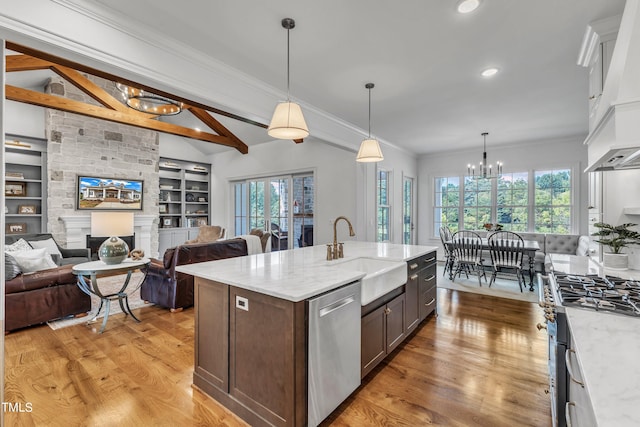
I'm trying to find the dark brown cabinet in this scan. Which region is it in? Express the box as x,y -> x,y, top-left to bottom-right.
361,292 -> 405,378
405,251 -> 437,333
193,278 -> 306,427
361,251 -> 437,379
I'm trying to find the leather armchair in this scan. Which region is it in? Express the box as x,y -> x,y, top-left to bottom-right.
140,239 -> 248,311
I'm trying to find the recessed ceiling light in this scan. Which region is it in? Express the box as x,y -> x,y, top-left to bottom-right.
481,67 -> 499,78
457,0 -> 480,14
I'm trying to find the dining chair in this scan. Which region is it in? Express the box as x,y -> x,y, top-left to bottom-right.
487,231 -> 525,292
450,230 -> 486,286
439,225 -> 454,277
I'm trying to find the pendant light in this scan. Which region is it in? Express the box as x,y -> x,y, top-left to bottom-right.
268,18 -> 309,140
467,132 -> 502,179
356,83 -> 384,162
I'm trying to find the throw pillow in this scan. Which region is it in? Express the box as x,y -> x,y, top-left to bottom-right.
10,248 -> 58,273
576,236 -> 590,257
4,253 -> 22,281
4,238 -> 33,253
28,238 -> 63,257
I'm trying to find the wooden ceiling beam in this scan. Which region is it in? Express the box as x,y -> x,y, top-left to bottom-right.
186,106 -> 249,154
50,64 -> 158,119
6,85 -> 247,152
5,54 -> 52,72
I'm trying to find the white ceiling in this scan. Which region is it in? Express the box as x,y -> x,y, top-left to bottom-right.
7,0 -> 628,156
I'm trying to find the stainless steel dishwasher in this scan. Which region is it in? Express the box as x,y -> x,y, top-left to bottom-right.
308,281 -> 361,426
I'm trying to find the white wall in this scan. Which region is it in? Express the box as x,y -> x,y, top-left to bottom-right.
5,100 -> 44,138
602,169 -> 640,268
208,138 -> 357,245
206,138 -> 418,246
417,136 -> 589,251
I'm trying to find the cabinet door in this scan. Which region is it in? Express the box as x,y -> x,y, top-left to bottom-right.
404,270 -> 420,334
194,278 -> 229,392
385,293 -> 406,354
361,305 -> 387,379
229,287 -> 305,426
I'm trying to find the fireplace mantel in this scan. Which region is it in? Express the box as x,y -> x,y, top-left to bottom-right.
60,215 -> 156,257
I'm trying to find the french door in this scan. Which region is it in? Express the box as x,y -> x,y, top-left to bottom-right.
234,173 -> 314,250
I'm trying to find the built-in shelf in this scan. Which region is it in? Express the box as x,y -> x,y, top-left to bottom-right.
623,207 -> 640,215
4,134 -> 48,235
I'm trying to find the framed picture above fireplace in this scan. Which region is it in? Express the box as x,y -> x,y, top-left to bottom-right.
77,175 -> 143,210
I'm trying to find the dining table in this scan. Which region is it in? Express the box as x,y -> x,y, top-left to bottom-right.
445,238 -> 541,291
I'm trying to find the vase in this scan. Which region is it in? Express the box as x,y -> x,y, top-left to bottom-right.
98,236 -> 130,265
603,252 -> 628,270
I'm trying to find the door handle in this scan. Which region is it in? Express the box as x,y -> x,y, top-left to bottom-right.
319,295 -> 355,317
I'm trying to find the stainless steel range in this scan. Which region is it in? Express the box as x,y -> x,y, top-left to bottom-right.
551,273 -> 640,316
539,265 -> 640,427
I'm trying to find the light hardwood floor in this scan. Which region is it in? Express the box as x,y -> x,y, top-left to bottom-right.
4,288 -> 551,427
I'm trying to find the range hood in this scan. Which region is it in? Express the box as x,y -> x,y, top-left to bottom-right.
583,0 -> 640,173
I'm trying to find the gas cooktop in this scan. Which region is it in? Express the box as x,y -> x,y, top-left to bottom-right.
552,273 -> 640,316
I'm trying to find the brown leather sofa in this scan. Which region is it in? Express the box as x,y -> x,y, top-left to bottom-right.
5,233 -> 92,331
5,264 -> 91,332
140,239 -> 248,311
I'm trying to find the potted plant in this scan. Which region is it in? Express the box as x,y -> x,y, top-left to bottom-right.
591,222 -> 640,269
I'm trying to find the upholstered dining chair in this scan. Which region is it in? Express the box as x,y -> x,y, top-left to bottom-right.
487,231 -> 526,292
450,230 -> 486,286
439,225 -> 454,277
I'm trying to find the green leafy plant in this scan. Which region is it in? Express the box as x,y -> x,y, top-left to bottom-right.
591,222 -> 640,254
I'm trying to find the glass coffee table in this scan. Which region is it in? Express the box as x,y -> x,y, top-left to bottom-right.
72,258 -> 150,333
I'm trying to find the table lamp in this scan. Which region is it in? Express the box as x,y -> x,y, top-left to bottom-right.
90,212 -> 134,264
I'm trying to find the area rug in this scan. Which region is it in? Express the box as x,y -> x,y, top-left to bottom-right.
47,272 -> 152,330
437,264 -> 538,303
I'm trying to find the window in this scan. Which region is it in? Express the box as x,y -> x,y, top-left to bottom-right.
403,176 -> 414,244
433,168 -> 573,234
534,169 -> 571,233
463,177 -> 491,231
434,176 -> 460,237
497,172 -> 528,232
234,182 -> 247,235
377,169 -> 391,242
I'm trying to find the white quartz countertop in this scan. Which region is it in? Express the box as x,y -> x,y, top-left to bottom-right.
550,254 -> 640,426
176,241 -> 437,302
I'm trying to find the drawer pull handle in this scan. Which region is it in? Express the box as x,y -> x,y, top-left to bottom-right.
384,307 -> 392,315
565,402 -> 576,427
425,257 -> 436,263
410,274 -> 418,280
425,298 -> 435,306
409,263 -> 418,270
565,349 -> 584,387
424,275 -> 435,282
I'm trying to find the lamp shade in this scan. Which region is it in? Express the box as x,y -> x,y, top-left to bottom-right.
268,102 -> 309,139
90,212 -> 135,237
356,138 -> 384,162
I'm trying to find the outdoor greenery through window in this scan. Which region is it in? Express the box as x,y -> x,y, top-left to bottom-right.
534,169 -> 571,233
433,168 -> 572,236
377,169 -> 391,242
463,177 -> 491,231
434,177 -> 460,234
497,172 -> 528,232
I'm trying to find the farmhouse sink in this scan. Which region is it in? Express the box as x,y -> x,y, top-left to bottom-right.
330,257 -> 407,305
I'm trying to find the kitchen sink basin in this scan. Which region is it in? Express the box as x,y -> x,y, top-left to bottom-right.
329,257 -> 407,305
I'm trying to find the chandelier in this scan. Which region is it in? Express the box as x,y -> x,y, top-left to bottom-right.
116,83 -> 183,116
467,132 -> 502,179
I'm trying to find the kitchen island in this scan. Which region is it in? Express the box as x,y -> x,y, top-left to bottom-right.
177,241 -> 437,427
549,254 -> 640,426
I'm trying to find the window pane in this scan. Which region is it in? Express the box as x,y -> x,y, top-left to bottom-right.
535,169 -> 572,233
377,170 -> 391,242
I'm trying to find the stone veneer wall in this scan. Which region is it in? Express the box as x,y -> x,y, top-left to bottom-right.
44,75 -> 160,252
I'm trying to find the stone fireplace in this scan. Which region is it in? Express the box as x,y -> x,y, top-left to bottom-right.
44,75 -> 161,255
